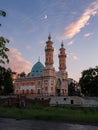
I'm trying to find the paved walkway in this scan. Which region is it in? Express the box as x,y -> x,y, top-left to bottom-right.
0,118 -> 98,130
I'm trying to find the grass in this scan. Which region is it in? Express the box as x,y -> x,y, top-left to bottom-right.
0,105 -> 98,124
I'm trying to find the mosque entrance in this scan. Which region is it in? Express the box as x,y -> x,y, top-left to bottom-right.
56,79 -> 62,96
56,89 -> 60,96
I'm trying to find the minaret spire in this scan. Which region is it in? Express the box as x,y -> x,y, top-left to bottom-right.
61,40 -> 64,48
48,32 -> 51,41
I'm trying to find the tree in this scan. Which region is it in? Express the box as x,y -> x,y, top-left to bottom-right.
4,68 -> 13,94
0,10 -> 6,17
20,72 -> 26,77
0,37 -> 9,64
68,81 -> 75,96
79,66 -> 98,96
0,10 -> 6,26
0,10 -> 12,95
0,66 -> 13,95
0,10 -> 9,64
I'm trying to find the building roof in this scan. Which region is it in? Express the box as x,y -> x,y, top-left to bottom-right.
29,61 -> 44,77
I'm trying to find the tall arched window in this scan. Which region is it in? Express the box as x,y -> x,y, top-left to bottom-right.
56,78 -> 62,89
27,89 -> 29,94
22,90 -> 24,94
31,89 -> 33,94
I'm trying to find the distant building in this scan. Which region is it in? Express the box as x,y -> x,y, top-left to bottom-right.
14,34 -> 68,96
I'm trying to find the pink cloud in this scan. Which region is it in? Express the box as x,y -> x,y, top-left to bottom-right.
67,52 -> 79,61
67,40 -> 74,46
6,48 -> 32,73
73,55 -> 79,61
62,1 -> 98,39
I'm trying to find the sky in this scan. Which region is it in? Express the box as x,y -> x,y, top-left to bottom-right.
0,0 -> 98,81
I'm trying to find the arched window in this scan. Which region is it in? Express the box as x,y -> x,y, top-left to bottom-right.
27,89 -> 29,94
22,90 -> 24,94
56,78 -> 62,89
38,89 -> 40,94
16,90 -> 18,94
38,81 -> 40,85
31,89 -> 33,94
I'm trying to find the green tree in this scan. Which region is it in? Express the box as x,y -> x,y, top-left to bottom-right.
0,10 -> 6,17
20,72 -> 26,77
0,10 -> 6,26
0,66 -> 13,95
0,10 -> 12,95
0,37 -> 9,64
79,66 -> 98,96
4,68 -> 13,94
68,82 -> 75,96
0,10 -> 9,64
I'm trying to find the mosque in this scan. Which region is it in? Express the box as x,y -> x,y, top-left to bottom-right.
14,34 -> 68,96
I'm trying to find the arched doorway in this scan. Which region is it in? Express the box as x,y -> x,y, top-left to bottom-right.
56,79 -> 62,96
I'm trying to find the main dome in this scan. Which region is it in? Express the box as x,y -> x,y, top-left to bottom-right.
29,61 -> 44,77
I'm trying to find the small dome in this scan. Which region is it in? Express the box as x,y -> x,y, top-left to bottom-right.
29,61 -> 44,77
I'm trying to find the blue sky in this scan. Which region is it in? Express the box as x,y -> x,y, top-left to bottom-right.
0,0 -> 98,81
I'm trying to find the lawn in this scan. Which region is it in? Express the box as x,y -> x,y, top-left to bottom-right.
0,105 -> 98,123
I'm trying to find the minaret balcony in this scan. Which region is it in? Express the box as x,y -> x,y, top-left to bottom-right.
58,54 -> 66,57
45,48 -> 54,51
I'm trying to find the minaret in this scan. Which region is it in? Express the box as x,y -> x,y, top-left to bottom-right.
43,34 -> 55,96
45,33 -> 54,67
58,41 -> 66,71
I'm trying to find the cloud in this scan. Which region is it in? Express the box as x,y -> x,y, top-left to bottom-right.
67,40 -> 74,46
40,40 -> 45,44
62,1 -> 98,39
41,14 -> 48,20
73,55 -> 79,61
67,52 -> 79,61
84,32 -> 93,38
6,48 -> 32,73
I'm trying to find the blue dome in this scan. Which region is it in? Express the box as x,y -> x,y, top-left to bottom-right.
29,61 -> 44,77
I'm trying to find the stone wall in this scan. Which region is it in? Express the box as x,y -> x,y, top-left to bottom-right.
49,96 -> 98,107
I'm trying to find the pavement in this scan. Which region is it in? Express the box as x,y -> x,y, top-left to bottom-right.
0,118 -> 98,130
